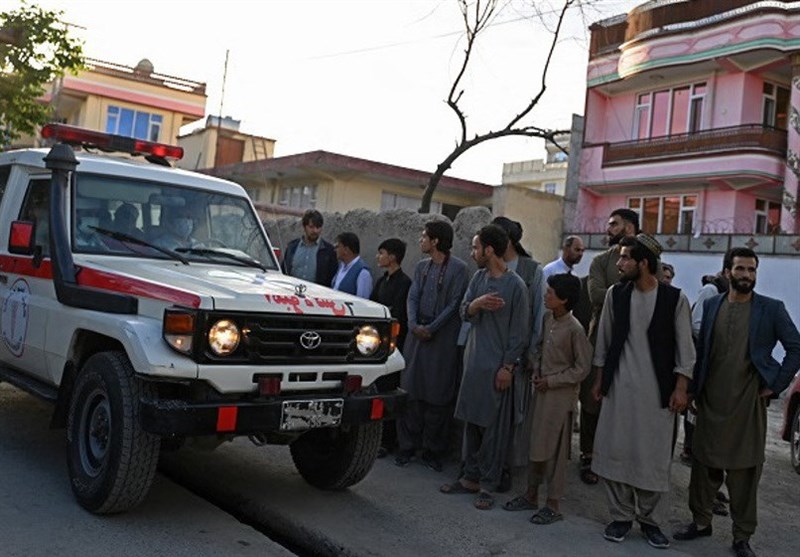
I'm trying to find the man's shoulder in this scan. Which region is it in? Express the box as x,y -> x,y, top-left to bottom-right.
543,258 -> 560,271
753,292 -> 783,310
319,238 -> 335,251
449,255 -> 468,270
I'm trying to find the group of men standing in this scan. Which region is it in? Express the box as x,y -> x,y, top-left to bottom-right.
281,208 -> 800,557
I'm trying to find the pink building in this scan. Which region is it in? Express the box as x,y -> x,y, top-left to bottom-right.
575,0 -> 800,246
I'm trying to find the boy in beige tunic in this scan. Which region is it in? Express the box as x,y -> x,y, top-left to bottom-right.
503,273 -> 591,524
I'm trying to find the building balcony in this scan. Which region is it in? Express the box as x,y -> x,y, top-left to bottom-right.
596,125 -> 787,168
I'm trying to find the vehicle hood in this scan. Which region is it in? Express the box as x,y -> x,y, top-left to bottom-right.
75,257 -> 389,318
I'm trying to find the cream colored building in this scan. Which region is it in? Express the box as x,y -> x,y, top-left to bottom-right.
17,58 -> 206,148
207,150 -> 493,220
501,132 -> 570,196
177,115 -> 275,171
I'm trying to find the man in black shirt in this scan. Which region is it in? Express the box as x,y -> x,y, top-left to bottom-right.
371,238 -> 412,458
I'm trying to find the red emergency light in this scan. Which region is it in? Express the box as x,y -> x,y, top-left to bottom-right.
41,123 -> 184,160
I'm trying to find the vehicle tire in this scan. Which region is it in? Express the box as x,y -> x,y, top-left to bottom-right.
290,422 -> 381,490
66,351 -> 159,514
791,407 -> 800,475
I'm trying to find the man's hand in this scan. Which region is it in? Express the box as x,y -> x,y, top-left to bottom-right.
669,388 -> 688,413
471,293 -> 505,314
494,367 -> 513,391
532,375 -> 548,393
591,366 -> 603,401
669,375 -> 689,413
412,326 -> 432,341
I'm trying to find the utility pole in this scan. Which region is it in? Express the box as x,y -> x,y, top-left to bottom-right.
214,49 -> 230,168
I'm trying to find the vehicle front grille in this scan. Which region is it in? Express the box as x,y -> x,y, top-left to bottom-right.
202,312 -> 391,365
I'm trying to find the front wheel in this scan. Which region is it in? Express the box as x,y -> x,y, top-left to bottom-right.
290,422 -> 381,490
791,407 -> 800,475
66,351 -> 159,514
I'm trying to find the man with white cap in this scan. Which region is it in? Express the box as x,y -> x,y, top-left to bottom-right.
590,234 -> 696,549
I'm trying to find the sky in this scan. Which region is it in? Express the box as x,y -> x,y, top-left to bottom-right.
13,0 -> 640,184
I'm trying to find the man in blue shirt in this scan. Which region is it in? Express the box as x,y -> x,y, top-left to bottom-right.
332,232 -> 372,298
282,210 -> 337,286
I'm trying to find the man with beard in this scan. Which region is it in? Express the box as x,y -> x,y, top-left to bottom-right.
591,234 -> 695,548
282,209 -> 338,287
396,220 -> 469,471
440,224 -> 529,511
543,235 -> 585,279
674,247 -> 800,557
580,208 -> 640,485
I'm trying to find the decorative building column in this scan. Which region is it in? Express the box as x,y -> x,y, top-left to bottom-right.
782,53 -> 800,234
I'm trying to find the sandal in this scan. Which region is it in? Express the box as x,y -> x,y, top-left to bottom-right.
502,495 -> 537,512
580,456 -> 599,485
440,481 -> 479,495
530,506 -> 563,525
474,491 -> 495,510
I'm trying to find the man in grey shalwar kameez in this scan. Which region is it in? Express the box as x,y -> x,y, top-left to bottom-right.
396,220 -> 469,471
440,225 -> 528,510
590,234 -> 695,548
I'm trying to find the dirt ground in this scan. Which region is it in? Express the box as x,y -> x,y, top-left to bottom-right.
545,398 -> 800,557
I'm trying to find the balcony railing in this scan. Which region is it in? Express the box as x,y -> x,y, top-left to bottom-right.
597,125 -> 787,167
589,0 -> 796,58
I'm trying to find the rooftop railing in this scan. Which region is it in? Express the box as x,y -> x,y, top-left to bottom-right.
84,58 -> 206,95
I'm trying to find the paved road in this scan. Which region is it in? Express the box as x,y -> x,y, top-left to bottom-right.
3,381 -> 798,557
0,383 -> 295,557
160,405 -> 800,557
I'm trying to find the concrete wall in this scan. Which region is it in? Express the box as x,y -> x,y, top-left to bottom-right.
492,183 -> 565,262
264,206 -> 520,283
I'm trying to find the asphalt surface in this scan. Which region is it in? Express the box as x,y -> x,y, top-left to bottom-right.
3,380 -> 798,557
0,383 -> 295,557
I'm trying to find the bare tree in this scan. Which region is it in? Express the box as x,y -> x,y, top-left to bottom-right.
419,0 -> 575,213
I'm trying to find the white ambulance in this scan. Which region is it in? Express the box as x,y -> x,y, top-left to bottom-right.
0,124 -> 405,514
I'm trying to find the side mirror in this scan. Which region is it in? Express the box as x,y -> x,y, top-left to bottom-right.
8,220 -> 36,255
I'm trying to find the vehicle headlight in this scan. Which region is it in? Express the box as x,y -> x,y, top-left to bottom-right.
208,319 -> 240,355
355,325 -> 381,356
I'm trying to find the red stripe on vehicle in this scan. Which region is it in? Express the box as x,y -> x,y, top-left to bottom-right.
0,255 -> 201,308
77,267 -> 202,308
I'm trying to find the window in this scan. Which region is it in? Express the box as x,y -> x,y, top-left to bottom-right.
754,198 -> 781,234
547,151 -> 568,164
278,184 -> 316,209
633,82 -> 706,139
106,106 -> 163,141
18,178 -> 51,256
380,192 -> 441,213
627,194 -> 697,234
544,183 -> 557,194
0,166 -> 10,207
762,82 -> 790,129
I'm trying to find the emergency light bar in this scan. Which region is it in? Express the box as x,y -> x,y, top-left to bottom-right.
41,123 -> 184,160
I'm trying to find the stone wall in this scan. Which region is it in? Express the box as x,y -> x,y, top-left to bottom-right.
263,206 -> 509,280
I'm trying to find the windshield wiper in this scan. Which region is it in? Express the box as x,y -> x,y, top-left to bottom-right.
175,247 -> 267,272
90,227 -> 190,265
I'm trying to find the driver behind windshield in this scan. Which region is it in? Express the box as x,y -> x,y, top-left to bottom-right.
154,205 -> 201,250
74,199 -> 110,250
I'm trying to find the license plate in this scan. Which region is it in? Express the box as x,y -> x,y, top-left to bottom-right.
280,398 -> 344,431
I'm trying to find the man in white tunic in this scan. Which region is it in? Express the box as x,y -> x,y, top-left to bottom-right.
591,234 -> 695,549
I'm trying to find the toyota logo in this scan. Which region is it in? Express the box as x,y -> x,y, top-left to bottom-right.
294,283 -> 307,297
299,331 -> 322,350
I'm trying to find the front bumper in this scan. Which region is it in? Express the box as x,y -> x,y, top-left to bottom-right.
140,389 -> 407,436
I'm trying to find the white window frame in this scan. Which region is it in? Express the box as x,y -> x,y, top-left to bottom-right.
633,82 -> 707,139
278,184 -> 317,209
627,194 -> 697,234
381,191 -> 441,214
762,81 -> 789,128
